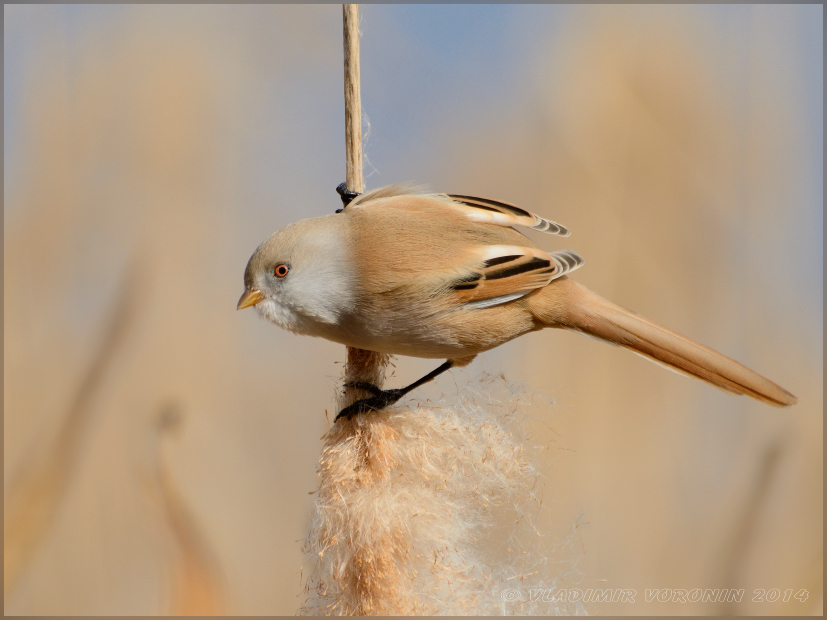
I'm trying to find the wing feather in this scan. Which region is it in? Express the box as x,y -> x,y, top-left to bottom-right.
444,195 -> 571,237
449,245 -> 584,308
347,182 -> 427,207
347,184 -> 571,238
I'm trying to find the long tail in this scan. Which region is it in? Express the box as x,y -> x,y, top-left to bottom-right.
529,277 -> 797,407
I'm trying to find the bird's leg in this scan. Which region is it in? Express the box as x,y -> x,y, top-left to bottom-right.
335,182 -> 361,212
335,360 -> 455,421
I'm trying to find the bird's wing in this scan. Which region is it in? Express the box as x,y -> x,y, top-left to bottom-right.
443,194 -> 571,237
449,245 -> 584,309
347,185 -> 570,236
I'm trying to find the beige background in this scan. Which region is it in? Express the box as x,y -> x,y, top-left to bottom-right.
4,4 -> 822,615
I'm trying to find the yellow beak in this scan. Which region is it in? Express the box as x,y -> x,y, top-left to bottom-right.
237,288 -> 265,310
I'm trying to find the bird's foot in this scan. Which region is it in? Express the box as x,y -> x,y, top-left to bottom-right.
335,182 -> 360,211
335,382 -> 406,421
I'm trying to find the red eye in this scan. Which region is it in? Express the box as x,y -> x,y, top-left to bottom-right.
274,264 -> 289,278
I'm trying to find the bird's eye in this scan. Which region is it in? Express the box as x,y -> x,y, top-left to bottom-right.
274,264 -> 289,278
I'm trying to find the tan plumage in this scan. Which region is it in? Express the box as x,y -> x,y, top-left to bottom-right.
239,183 -> 797,412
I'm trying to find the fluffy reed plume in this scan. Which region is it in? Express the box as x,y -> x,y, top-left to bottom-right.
301,372 -> 583,615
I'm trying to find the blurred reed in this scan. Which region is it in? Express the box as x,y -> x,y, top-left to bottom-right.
152,405 -> 226,615
4,263 -> 146,598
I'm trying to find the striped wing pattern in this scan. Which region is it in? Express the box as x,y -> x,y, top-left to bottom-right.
445,194 -> 571,237
451,245 -> 584,309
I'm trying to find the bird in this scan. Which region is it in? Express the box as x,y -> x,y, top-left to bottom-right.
238,183 -> 797,420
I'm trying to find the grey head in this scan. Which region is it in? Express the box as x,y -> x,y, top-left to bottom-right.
237,214 -> 354,336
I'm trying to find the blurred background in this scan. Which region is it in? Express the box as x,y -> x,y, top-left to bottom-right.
4,4 -> 822,615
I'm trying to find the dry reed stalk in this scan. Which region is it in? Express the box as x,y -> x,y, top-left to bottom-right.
342,4 -> 364,199
154,407 -> 226,616
338,5 -> 389,412
300,7 -> 575,614
3,264 -> 144,599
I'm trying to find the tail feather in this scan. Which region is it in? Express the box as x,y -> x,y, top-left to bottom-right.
531,278 -> 797,407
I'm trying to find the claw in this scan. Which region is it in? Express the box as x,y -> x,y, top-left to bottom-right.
336,182 -> 360,209
335,360 -> 456,422
335,388 -> 406,421
343,381 -> 384,397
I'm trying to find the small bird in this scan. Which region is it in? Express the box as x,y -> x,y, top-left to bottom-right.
239,184 -> 797,419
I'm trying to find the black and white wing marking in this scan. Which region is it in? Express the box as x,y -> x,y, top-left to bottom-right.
444,194 -> 571,237
449,245 -> 584,309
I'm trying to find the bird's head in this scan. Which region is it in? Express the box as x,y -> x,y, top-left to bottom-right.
237,215 -> 353,335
